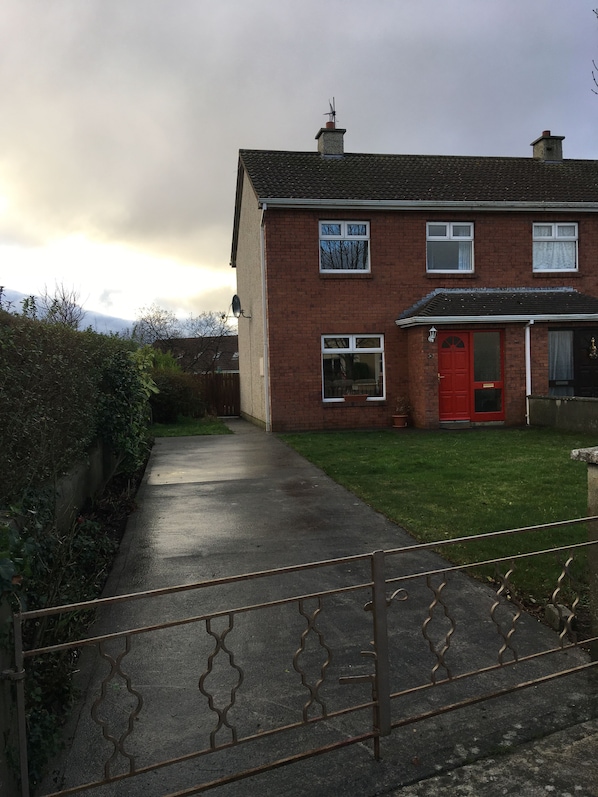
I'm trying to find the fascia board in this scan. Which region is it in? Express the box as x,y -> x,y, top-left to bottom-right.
396,314 -> 598,328
258,198 -> 598,212
230,161 -> 246,268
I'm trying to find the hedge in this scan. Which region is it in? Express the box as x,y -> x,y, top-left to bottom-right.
0,311 -> 154,509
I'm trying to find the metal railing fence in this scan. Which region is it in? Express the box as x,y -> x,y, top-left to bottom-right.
5,517 -> 598,796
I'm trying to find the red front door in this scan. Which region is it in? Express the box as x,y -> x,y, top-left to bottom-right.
438,330 -> 505,422
438,333 -> 470,420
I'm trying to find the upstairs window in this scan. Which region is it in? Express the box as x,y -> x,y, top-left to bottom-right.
322,335 -> 384,400
319,221 -> 370,272
533,223 -> 578,271
426,222 -> 474,272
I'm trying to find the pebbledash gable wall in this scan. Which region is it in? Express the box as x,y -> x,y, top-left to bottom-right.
235,172 -> 267,427
261,206 -> 598,432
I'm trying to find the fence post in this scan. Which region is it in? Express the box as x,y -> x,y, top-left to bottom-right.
0,598 -> 19,797
570,446 -> 598,661
370,551 -> 391,736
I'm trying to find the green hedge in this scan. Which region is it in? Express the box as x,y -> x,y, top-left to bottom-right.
0,313 -> 159,788
0,311 -> 154,510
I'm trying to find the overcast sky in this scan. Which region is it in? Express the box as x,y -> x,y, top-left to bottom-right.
1,0 -> 597,325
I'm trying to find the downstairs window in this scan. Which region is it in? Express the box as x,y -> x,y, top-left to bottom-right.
322,335 -> 384,400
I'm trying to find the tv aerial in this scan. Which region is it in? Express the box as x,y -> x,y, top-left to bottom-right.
324,97 -> 336,125
232,294 -> 251,319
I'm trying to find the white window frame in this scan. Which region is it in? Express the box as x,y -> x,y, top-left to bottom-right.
426,222 -> 474,273
321,334 -> 385,401
533,223 -> 578,272
319,221 -> 371,272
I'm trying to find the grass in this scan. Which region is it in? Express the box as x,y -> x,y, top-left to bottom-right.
150,415 -> 233,437
279,426 -> 598,604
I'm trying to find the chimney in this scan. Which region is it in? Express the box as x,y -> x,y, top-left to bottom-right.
531,130 -> 564,162
316,121 -> 346,157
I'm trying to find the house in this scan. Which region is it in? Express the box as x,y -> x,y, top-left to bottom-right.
153,335 -> 239,374
230,121 -> 598,431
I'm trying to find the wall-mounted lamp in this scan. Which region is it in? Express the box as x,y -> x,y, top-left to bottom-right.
428,326 -> 437,343
232,294 -> 251,319
589,336 -> 598,360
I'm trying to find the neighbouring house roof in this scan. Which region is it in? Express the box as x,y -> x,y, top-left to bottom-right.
238,150 -> 598,206
396,288 -> 598,327
153,336 -> 239,373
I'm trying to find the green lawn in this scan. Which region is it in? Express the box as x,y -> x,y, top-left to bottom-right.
150,415 -> 233,437
279,427 -> 598,603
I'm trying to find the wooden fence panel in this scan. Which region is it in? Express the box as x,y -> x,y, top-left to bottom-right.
195,373 -> 240,416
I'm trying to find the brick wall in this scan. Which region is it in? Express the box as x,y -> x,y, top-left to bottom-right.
260,207 -> 598,432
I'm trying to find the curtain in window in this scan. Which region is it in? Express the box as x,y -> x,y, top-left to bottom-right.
458,241 -> 472,271
534,241 -> 576,270
548,330 -> 574,396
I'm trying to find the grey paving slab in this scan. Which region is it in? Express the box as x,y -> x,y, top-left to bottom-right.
41,419 -> 598,797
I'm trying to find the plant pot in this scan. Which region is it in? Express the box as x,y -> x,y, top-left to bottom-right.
392,414 -> 409,428
344,394 -> 369,404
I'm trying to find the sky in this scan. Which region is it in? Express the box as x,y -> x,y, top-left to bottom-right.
1,0 -> 597,327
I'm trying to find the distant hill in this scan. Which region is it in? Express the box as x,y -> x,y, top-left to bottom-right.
0,288 -> 132,335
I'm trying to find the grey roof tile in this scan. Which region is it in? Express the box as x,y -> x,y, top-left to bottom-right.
239,150 -> 598,204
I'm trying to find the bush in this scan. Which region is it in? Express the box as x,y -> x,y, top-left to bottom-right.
96,347 -> 155,477
150,370 -> 205,423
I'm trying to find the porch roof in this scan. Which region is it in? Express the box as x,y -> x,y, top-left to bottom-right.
396,288 -> 598,328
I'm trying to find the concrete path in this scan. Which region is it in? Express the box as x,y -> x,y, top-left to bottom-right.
44,419 -> 597,797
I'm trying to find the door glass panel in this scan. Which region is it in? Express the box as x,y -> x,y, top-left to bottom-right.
548,330 -> 574,396
475,388 -> 502,413
473,331 -> 501,381
442,335 -> 465,348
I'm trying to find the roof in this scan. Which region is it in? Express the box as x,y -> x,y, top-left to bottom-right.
238,150 -> 598,205
396,289 -> 598,327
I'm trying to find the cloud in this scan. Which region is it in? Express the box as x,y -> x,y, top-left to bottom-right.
0,0 -> 597,319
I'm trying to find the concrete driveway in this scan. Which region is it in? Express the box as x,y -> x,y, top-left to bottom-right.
44,419 -> 597,797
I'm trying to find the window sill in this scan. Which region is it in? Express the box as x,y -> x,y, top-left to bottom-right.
323,400 -> 386,407
426,272 -> 477,279
533,270 -> 580,277
320,272 -> 373,279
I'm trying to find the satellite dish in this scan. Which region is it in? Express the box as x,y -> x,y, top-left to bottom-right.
232,294 -> 242,318
232,294 -> 251,319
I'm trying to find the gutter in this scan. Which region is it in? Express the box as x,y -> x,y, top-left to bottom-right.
395,313 -> 598,328
258,198 -> 598,213
525,320 -> 534,426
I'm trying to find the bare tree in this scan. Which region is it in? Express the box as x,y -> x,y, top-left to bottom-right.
179,311 -> 236,372
182,311 -> 234,339
131,304 -> 183,344
38,284 -> 86,329
132,306 -> 234,346
136,306 -> 236,372
16,285 -> 85,328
